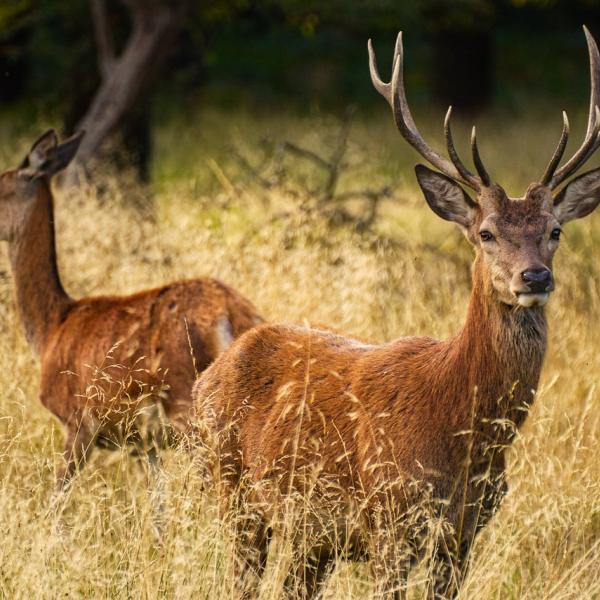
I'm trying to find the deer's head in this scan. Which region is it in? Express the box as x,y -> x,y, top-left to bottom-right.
369,28 -> 600,308
0,129 -> 83,241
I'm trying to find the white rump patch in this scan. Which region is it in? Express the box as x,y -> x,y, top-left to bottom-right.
212,315 -> 234,355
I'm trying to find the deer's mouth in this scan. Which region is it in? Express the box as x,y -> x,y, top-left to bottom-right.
516,292 -> 550,308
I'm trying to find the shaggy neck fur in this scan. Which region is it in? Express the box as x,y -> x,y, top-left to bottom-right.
9,180 -> 72,355
447,253 -> 547,436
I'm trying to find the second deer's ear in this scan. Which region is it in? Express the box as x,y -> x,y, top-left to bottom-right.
22,129 -> 59,170
415,164 -> 477,228
20,130 -> 84,176
47,131 -> 85,174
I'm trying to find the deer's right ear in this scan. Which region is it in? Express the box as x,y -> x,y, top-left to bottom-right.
415,164 -> 477,228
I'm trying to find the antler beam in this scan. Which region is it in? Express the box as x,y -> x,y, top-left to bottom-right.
368,32 -> 491,192
543,26 -> 600,189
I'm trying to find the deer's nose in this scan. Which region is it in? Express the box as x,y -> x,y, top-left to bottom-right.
521,268 -> 554,293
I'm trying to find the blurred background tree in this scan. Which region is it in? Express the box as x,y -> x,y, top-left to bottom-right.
1,0 -> 600,183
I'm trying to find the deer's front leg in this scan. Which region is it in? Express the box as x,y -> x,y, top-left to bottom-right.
56,422 -> 95,491
369,514 -> 416,600
231,502 -> 270,599
283,546 -> 334,600
427,473 -> 508,600
48,422 -> 96,534
141,445 -> 167,543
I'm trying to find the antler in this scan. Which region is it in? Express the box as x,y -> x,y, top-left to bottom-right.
542,26 -> 600,189
368,32 -> 490,192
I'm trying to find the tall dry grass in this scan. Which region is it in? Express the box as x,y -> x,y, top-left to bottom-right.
0,108 -> 599,598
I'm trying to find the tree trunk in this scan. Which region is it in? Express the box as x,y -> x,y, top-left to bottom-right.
430,29 -> 493,115
66,0 -> 185,185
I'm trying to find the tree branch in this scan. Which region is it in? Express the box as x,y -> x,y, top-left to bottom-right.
91,0 -> 115,79
65,0 -> 186,184
279,142 -> 331,171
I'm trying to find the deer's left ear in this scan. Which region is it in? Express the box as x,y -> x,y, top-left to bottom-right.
553,167 -> 600,223
20,130 -> 84,177
21,129 -> 58,170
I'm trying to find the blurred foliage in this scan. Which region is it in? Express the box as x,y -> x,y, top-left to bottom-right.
422,0 -> 495,32
265,0 -> 495,34
263,0 -> 419,33
0,1 -> 30,31
1,1 -> 600,124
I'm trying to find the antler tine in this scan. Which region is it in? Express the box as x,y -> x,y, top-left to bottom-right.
444,107 -> 481,187
579,105 -> 600,163
369,32 -> 484,191
584,25 -> 600,140
540,112 -> 570,186
471,127 -> 492,187
551,105 -> 600,189
547,27 -> 600,189
367,38 -> 393,105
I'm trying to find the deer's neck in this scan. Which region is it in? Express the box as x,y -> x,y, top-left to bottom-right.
9,182 -> 72,355
450,255 -> 547,429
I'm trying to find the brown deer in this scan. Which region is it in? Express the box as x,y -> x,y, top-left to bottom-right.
190,27 -> 600,600
0,129 -> 262,489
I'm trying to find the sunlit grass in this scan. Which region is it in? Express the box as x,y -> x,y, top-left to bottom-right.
0,107 -> 599,598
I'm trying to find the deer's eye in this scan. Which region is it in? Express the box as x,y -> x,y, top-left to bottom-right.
479,230 -> 495,242
551,228 -> 561,241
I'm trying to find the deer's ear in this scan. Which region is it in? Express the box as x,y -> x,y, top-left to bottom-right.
20,130 -> 84,176
22,129 -> 58,170
553,167 -> 600,223
415,164 -> 477,228
48,131 -> 84,174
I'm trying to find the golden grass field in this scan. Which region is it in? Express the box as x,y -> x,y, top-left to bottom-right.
0,106 -> 599,598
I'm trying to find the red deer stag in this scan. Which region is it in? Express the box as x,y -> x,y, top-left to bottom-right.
191,27 -> 600,600
0,130 -> 262,489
